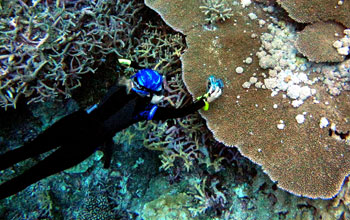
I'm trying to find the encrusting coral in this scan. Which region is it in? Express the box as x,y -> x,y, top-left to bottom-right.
141,193 -> 192,220
145,0 -> 350,199
199,0 -> 234,24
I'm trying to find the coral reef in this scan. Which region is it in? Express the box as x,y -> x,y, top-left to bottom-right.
295,21 -> 346,63
3,0 -> 350,219
65,150 -> 104,174
145,0 -> 350,199
0,0 -> 140,109
188,176 -> 227,217
315,59 -> 350,96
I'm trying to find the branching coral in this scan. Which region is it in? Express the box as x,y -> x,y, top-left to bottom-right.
140,112 -> 216,173
0,0 -> 142,109
188,176 -> 227,217
139,71 -> 224,173
199,0 -> 233,24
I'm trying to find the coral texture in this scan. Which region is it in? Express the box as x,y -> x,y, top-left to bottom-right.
145,0 -> 350,199
277,0 -> 350,28
295,21 -> 346,63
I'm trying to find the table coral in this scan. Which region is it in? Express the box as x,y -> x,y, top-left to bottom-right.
145,0 -> 350,199
295,21 -> 346,63
275,0 -> 350,63
276,0 -> 350,28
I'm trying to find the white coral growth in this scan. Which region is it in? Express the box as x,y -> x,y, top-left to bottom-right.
200,0 -> 233,24
333,29 -> 350,56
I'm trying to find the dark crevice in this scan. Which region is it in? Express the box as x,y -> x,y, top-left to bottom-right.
329,129 -> 350,140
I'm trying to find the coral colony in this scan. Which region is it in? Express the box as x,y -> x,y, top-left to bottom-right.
146,0 -> 350,200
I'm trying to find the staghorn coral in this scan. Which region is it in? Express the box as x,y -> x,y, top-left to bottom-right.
188,176 -> 227,217
199,0 -> 234,24
145,0 -> 350,199
276,0 -> 350,28
130,22 -> 186,75
1,1 -> 227,219
295,21 -> 346,63
0,0 -> 141,109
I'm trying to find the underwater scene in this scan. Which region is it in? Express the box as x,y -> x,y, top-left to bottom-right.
0,0 -> 350,219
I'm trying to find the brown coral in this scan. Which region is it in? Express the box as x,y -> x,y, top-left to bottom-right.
295,21 -> 346,63
145,0 -> 350,199
277,0 -> 350,63
277,0 -> 350,28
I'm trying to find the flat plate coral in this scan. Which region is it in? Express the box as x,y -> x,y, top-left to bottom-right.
145,0 -> 350,199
